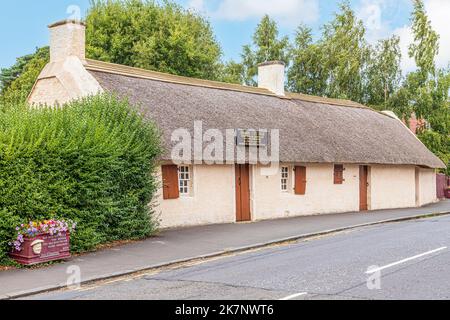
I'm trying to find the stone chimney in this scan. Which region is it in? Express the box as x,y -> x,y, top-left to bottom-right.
257,61 -> 285,96
48,20 -> 86,63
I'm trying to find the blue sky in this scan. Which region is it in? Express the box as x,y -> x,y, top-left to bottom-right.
1,0 -> 448,72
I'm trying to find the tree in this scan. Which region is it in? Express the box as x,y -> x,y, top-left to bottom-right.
219,60 -> 244,85
86,0 -> 223,80
321,1 -> 370,102
408,0 -> 439,82
402,0 -> 449,174
0,50 -> 39,94
288,2 -> 370,102
366,36 -> 402,109
239,15 -> 289,86
0,47 -> 49,105
2,0 -> 225,104
288,25 -> 327,95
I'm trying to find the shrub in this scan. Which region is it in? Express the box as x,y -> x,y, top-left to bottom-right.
0,209 -> 21,263
0,94 -> 161,263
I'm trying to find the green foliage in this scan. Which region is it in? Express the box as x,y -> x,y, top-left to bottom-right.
86,0 -> 223,80
0,47 -> 49,105
418,131 -> 450,175
219,60 -> 244,85
0,209 -> 21,263
239,15 -> 290,86
366,36 -> 402,108
409,0 -> 439,81
320,1 -> 369,102
396,0 -> 449,173
289,1 -> 399,105
1,1 -> 224,103
288,25 -> 328,96
0,95 -> 161,263
0,51 -> 38,93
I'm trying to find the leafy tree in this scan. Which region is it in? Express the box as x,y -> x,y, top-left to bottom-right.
219,60 -> 244,85
1,0 -> 224,104
287,25 -> 327,95
86,0 -> 223,80
0,47 -> 49,105
239,15 -> 289,86
366,36 -> 402,109
288,2 -> 370,102
408,0 -> 439,82
0,50 -> 39,94
320,1 -> 370,102
402,0 -> 449,174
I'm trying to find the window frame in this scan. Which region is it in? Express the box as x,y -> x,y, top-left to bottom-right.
281,166 -> 290,192
178,165 -> 191,196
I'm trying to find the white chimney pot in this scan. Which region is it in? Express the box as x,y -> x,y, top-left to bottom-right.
48,20 -> 86,63
257,61 -> 285,96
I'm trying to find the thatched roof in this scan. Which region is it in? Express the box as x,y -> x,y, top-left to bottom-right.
85,60 -> 445,169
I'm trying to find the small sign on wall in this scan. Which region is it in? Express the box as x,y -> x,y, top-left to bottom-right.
236,129 -> 268,147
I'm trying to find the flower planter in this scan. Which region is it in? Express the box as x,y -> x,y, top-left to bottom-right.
9,232 -> 71,265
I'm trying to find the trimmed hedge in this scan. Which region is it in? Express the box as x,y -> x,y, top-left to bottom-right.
0,95 -> 161,263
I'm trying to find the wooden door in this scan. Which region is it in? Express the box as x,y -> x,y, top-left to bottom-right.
295,166 -> 307,195
162,165 -> 179,200
235,164 -> 251,222
359,165 -> 369,211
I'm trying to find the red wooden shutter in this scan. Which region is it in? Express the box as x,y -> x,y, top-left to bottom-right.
162,165 -> 179,200
295,166 -> 307,195
334,165 -> 345,184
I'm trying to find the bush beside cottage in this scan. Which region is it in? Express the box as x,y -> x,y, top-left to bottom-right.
0,95 -> 161,264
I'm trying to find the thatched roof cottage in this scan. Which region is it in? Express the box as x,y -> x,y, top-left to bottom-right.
28,20 -> 445,228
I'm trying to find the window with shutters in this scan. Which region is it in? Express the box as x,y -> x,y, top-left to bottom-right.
281,166 -> 289,192
178,166 -> 191,196
334,164 -> 345,184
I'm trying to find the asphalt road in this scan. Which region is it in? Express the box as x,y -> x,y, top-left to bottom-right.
23,214 -> 450,300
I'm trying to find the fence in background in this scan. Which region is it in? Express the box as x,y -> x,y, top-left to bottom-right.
437,174 -> 449,199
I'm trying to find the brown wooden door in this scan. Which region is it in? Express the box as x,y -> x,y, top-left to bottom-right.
162,165 -> 180,200
359,165 -> 369,211
235,164 -> 251,222
295,166 -> 307,195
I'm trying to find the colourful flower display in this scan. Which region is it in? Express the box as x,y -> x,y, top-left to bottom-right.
9,219 -> 76,252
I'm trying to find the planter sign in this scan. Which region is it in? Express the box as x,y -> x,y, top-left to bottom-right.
10,232 -> 71,265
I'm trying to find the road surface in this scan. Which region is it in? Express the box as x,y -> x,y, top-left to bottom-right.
23,214 -> 450,300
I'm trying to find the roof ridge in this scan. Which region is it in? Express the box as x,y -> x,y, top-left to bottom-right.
286,92 -> 369,109
85,59 -> 278,97
85,59 -> 374,110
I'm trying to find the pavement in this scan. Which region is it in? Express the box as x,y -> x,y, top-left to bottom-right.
26,213 -> 450,300
1,200 -> 450,299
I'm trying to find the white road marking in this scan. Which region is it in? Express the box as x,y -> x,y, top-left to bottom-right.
366,247 -> 447,274
279,292 -> 308,300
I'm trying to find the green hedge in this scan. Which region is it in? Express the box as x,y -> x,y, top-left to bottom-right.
0,95 -> 161,263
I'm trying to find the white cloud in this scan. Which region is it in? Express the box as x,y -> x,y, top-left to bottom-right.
394,25 -> 416,72
367,0 -> 450,73
425,0 -> 450,69
189,0 -> 320,27
357,0 -> 404,45
188,0 -> 206,11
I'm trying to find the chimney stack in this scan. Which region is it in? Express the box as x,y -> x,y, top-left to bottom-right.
48,20 -> 86,63
257,61 -> 285,96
